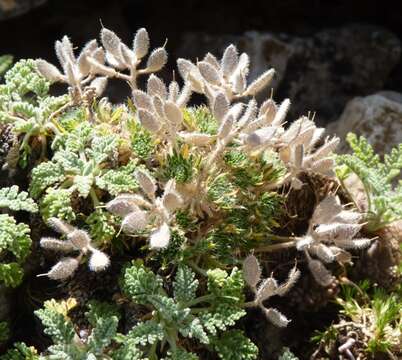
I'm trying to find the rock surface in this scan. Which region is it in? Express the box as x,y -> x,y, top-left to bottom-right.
0,0 -> 46,20
177,25 -> 401,125
327,92 -> 402,154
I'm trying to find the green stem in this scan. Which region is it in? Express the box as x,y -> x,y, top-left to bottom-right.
185,294 -> 215,308
90,188 -> 100,207
187,260 -> 208,277
253,241 -> 296,253
265,234 -> 297,242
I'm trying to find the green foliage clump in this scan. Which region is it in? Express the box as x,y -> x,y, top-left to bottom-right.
0,55 -> 13,77
119,262 -> 253,359
34,298 -> 119,359
337,133 -> 402,231
0,186 -> 36,287
0,59 -> 69,166
0,26 -> 400,360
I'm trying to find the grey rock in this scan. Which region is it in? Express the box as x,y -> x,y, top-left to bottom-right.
327,93 -> 402,154
177,25 -> 401,125
0,0 -> 46,20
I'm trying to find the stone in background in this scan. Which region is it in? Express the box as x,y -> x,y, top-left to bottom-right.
328,92 -> 402,154
177,25 -> 401,126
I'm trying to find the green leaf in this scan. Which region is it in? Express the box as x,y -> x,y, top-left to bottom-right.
179,317 -> 209,344
85,209 -> 117,246
87,316 -> 119,355
40,188 -> 75,222
0,55 -> 13,77
0,186 -> 38,212
30,161 -> 65,198
162,150 -> 194,183
125,320 -> 164,346
199,305 -> 246,336
207,268 -> 245,304
86,134 -> 119,164
73,175 -> 93,198
0,342 -> 39,360
122,261 -> 164,304
0,263 -> 24,288
212,330 -> 258,360
0,213 -> 31,260
173,265 -> 199,304
96,160 -> 138,196
35,306 -> 75,344
85,301 -> 120,327
165,348 -> 200,360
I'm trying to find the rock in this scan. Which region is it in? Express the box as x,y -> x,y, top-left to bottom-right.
176,25 -> 400,125
327,93 -> 402,154
0,0 -> 46,20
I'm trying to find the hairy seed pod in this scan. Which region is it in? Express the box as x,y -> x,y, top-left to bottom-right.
177,58 -> 198,80
311,243 -> 336,263
162,190 -> 183,212
307,258 -> 334,287
164,101 -> 182,125
40,237 -> 74,252
41,257 -> 79,280
55,40 -> 67,68
152,95 -> 165,118
332,210 -> 362,224
334,238 -> 372,250
264,308 -> 290,327
146,47 -> 167,72
187,71 -> 205,94
217,114 -> 234,140
36,59 -> 64,83
67,230 -> 91,251
150,222 -> 170,248
244,68 -> 275,96
272,98 -> 290,126
147,74 -> 168,99
61,36 -> 75,63
47,217 -> 74,235
133,28 -> 150,59
221,44 -> 238,77
312,137 -> 340,161
237,53 -> 250,75
198,61 -> 221,85
276,266 -> 300,296
311,158 -> 335,175
232,69 -> 247,94
168,81 -> 180,102
312,195 -> 343,225
132,89 -> 153,110
203,52 -> 220,69
293,144 -> 304,169
88,250 -> 110,272
106,198 -> 139,217
101,28 -> 122,59
121,211 -> 148,233
90,77 -> 108,96
137,109 -> 161,133
176,82 -> 192,107
243,254 -> 261,289
314,223 -> 362,242
179,132 -> 213,146
238,99 -> 257,128
257,278 -> 278,302
120,43 -> 134,67
212,92 -> 229,122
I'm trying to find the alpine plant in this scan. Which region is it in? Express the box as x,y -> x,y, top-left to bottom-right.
0,25 -> 398,359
